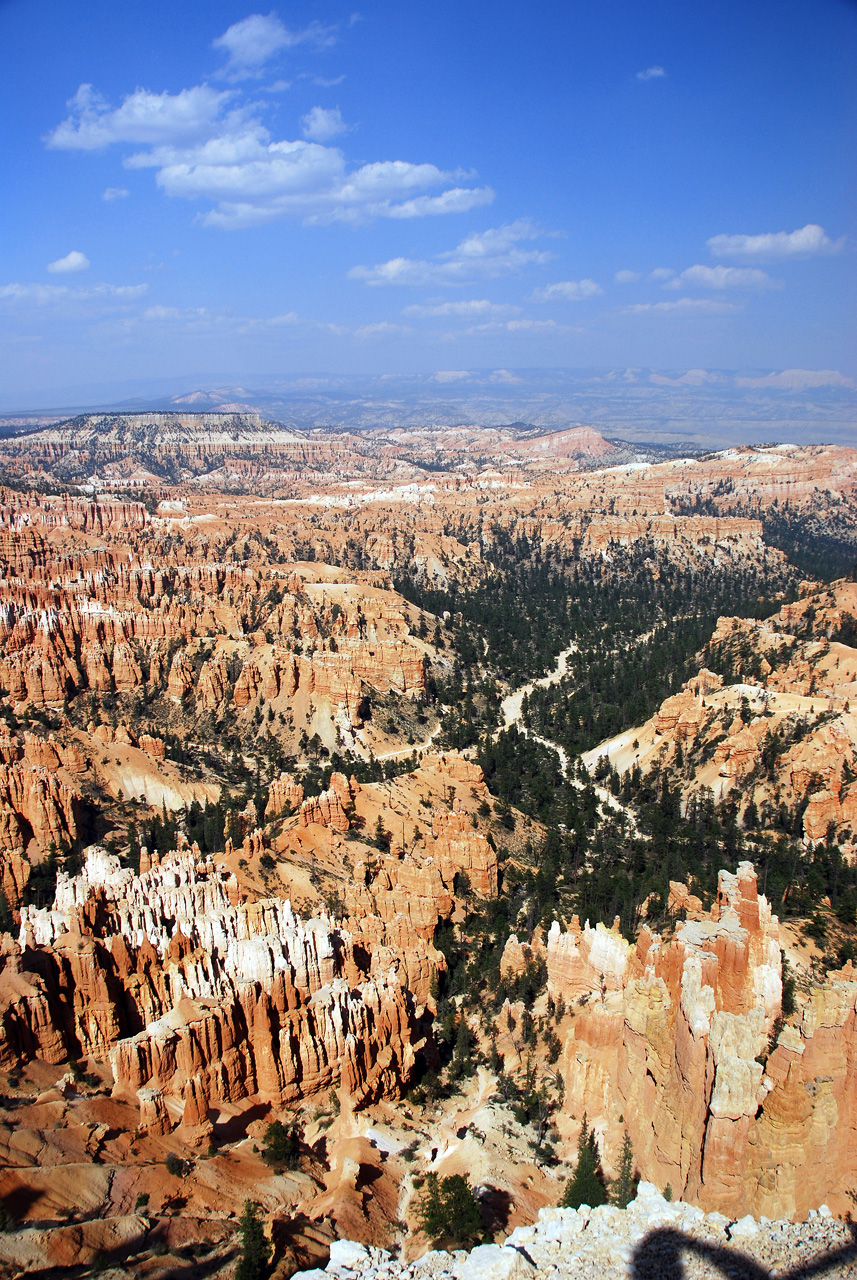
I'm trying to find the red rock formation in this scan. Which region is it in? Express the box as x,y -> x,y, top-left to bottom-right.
548,862 -> 857,1219
265,772 -> 304,818
299,773 -> 354,833
2,849 -> 425,1135
0,758 -> 81,910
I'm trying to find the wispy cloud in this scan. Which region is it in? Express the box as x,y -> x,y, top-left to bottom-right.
47,250 -> 90,274
706,223 -> 843,260
354,320 -> 411,339
462,318 -> 568,335
673,264 -> 778,290
102,186 -> 130,202
637,66 -> 666,80
532,278 -> 603,302
301,106 -> 351,142
213,13 -> 336,80
614,269 -> 641,283
648,267 -> 674,281
349,221 -> 553,286
621,297 -> 739,315
313,74 -> 346,88
402,299 -> 521,318
0,281 -> 146,306
47,78 -> 492,228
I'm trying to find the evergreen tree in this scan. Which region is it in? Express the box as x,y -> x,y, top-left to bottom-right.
612,1129 -> 637,1208
263,1120 -> 300,1169
562,1115 -> 608,1209
418,1173 -> 483,1248
235,1200 -> 270,1280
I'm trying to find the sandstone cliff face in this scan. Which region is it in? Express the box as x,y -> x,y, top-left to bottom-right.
548,863 -> 857,1219
3,848 -> 425,1138
0,756 -> 82,911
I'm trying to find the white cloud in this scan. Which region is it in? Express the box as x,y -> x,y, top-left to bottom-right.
614,269 -> 641,283
47,83 -> 234,151
637,66 -> 666,80
432,369 -> 471,382
402,299 -> 520,318
47,80 -> 492,228
675,264 -> 778,290
301,106 -> 351,142
648,267 -> 674,281
707,223 -> 843,260
466,318 -> 565,334
381,187 -> 494,220
621,297 -> 739,315
736,369 -> 854,390
47,250 -> 90,274
354,320 -> 411,339
314,74 -> 346,87
0,281 -> 146,306
213,13 -> 335,79
349,220 -> 553,286
532,278 -> 603,301
102,186 -> 130,201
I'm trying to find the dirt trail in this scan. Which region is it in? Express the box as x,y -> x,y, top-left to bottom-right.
497,644 -> 577,777
375,719 -> 444,762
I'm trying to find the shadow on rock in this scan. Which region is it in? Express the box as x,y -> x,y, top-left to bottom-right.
631,1224 -> 857,1280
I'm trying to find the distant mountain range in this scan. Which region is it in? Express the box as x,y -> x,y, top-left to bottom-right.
1,366 -> 854,449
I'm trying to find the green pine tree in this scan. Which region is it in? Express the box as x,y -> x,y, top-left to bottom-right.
235,1200 -> 270,1280
612,1129 -> 637,1209
418,1172 -> 482,1248
562,1115 -> 608,1209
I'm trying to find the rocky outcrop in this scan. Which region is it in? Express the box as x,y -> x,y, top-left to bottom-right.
300,774 -> 354,833
547,863 -> 857,1219
0,758 -> 82,910
266,772 -> 304,818
604,580 -> 857,846
3,849 -> 424,1134
292,1189 -> 855,1280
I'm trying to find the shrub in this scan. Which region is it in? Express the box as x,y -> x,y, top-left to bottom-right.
164,1152 -> 188,1177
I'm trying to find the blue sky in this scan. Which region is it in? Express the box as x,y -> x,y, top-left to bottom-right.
1,0 -> 855,404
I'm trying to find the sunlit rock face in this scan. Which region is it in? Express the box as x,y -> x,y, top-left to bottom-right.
4,848 -> 424,1140
548,862 -> 857,1220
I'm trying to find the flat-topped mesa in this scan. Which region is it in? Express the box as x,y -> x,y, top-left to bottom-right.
544,862 -> 857,1219
4,848 -> 424,1136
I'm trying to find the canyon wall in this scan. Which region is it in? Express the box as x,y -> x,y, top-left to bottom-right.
546,863 -> 857,1220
